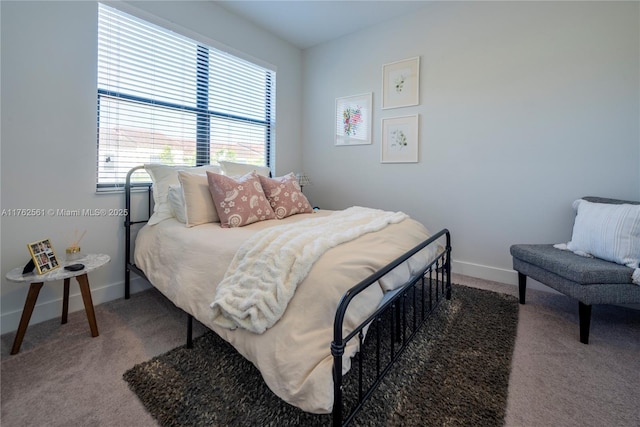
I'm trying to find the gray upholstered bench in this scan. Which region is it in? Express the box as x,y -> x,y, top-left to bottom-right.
511,197 -> 640,344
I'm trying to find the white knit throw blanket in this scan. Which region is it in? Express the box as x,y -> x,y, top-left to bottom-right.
210,206 -> 409,334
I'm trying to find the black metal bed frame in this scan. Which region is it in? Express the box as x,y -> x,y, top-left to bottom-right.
123,165 -> 451,426
124,166 -> 152,300
332,229 -> 451,425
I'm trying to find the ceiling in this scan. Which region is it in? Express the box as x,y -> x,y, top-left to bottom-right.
215,1 -> 431,49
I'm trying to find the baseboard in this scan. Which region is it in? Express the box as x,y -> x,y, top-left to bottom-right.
451,259 -> 560,294
0,276 -> 151,335
451,260 -> 516,285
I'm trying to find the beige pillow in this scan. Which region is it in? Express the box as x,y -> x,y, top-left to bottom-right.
144,163 -> 221,225
219,160 -> 270,178
178,171 -> 220,227
207,171 -> 275,228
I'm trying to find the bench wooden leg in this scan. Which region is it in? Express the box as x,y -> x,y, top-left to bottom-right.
518,272 -> 527,305
578,302 -> 591,345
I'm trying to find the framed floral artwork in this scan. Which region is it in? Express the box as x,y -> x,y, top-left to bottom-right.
382,57 -> 420,109
335,93 -> 372,146
381,114 -> 419,163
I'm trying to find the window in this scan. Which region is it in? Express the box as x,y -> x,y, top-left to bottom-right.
96,4 -> 275,188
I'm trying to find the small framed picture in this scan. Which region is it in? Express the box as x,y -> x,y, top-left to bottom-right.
382,57 -> 420,109
381,115 -> 419,163
335,93 -> 373,146
27,238 -> 60,274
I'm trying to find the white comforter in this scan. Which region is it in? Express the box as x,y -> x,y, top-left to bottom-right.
212,207 -> 409,333
134,209 -> 437,414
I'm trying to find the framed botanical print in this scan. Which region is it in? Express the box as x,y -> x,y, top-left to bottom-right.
381,115 -> 419,163
335,93 -> 372,146
382,57 -> 420,109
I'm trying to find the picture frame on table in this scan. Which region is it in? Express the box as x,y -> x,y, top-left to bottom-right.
335,93 -> 372,146
382,56 -> 420,109
381,114 -> 419,163
27,238 -> 60,274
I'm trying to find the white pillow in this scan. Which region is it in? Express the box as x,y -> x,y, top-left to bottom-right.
219,160 -> 270,178
167,185 -> 186,224
144,163 -> 221,225
178,171 -> 220,227
566,199 -> 640,268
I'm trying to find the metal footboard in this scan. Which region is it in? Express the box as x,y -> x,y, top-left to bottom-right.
332,229 -> 451,426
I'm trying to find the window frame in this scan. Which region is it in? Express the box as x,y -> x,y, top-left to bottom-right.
95,3 -> 275,190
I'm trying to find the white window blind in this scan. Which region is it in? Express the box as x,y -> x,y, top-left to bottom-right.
96,3 -> 275,188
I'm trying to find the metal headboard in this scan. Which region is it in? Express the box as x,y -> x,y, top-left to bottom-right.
124,165 -> 152,299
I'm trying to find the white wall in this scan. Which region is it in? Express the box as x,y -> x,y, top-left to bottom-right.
0,0 -> 302,334
302,1 -> 640,284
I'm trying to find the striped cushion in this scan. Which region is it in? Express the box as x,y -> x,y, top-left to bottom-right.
566,199 -> 640,268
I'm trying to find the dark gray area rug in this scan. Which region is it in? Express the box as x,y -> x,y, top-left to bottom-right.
124,284 -> 518,426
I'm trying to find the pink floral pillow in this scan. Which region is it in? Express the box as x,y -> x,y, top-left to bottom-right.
206,171 -> 275,228
259,173 -> 313,219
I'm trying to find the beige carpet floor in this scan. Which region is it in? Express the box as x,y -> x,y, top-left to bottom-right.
1,274 -> 639,426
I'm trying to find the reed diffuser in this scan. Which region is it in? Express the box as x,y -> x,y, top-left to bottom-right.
66,229 -> 86,261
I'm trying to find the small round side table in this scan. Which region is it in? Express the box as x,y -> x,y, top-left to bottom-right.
6,253 -> 110,355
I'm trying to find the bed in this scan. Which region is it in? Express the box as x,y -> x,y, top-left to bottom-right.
123,164 -> 451,426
